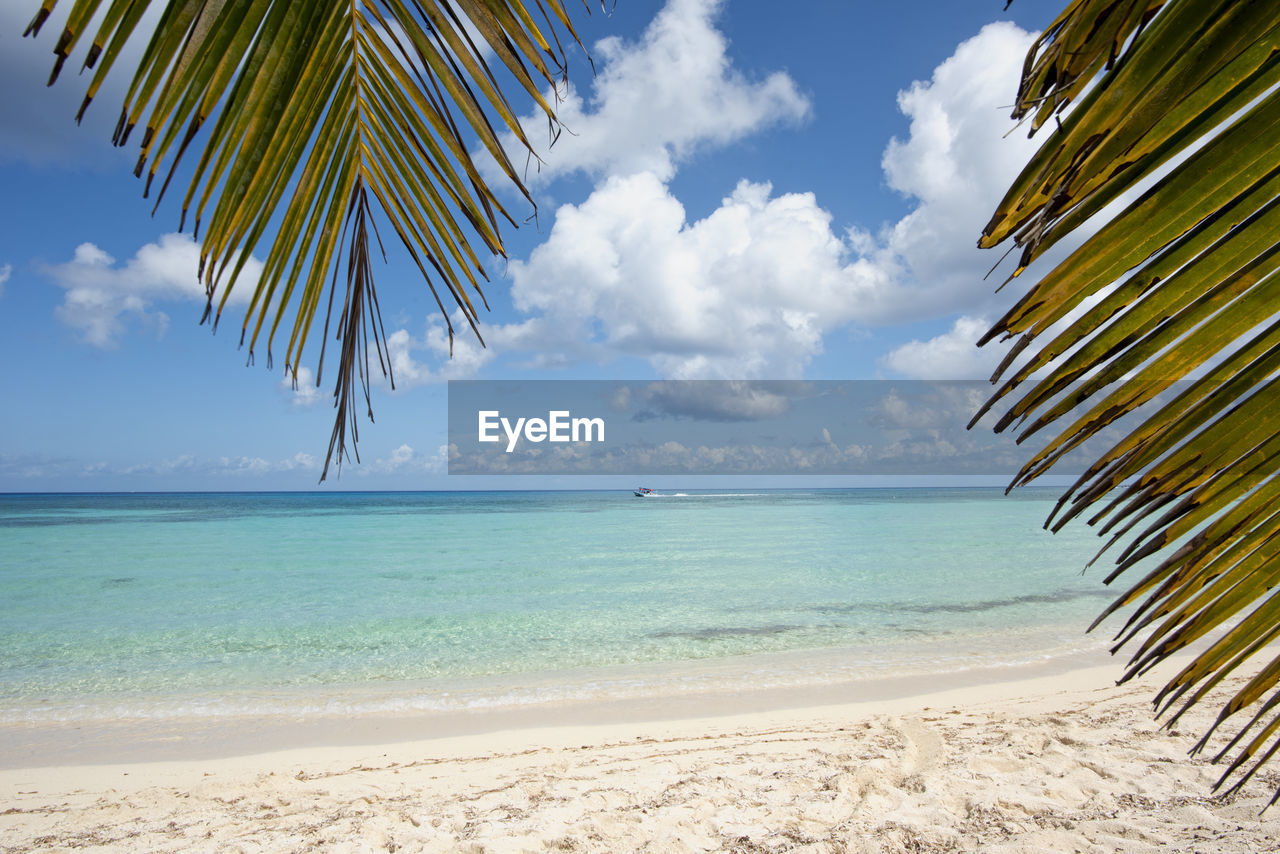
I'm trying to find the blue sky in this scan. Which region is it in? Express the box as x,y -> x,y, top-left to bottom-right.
0,0 -> 1064,491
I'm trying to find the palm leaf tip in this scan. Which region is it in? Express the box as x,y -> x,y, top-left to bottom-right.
26,0 -> 591,481
979,0 -> 1280,805
24,6 -> 51,39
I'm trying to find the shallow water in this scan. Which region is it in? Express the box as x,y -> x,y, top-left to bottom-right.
0,488 -> 1132,721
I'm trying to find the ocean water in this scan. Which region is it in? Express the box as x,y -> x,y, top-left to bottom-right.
0,488 -> 1133,722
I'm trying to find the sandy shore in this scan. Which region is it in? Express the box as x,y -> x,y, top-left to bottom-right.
3,660 -> 1280,852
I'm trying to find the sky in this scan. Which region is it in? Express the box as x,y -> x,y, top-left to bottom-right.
0,0 -> 1074,491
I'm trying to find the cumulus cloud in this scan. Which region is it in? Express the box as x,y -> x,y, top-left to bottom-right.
485,0 -> 809,186
379,315 -> 496,389
42,233 -> 257,347
117,452 -> 321,477
880,316 -> 1008,380
485,22 -> 1043,379
872,23 -> 1044,314
0,453 -> 83,480
881,282 -> 1122,382
0,451 -> 321,482
359,443 -> 448,476
291,316 -> 495,402
280,365 -> 324,408
504,174 -> 875,378
277,452 -> 320,472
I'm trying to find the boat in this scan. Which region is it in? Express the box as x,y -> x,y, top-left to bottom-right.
633,487 -> 656,497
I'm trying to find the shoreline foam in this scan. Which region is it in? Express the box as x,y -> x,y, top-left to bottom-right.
0,639 -> 1117,768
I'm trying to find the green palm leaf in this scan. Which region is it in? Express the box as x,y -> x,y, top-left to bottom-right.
982,0 -> 1280,803
24,0 -> 588,479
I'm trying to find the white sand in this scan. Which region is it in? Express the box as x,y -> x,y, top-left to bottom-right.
3,661 -> 1280,852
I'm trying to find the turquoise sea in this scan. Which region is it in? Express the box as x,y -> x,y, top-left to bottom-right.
0,488 -> 1132,723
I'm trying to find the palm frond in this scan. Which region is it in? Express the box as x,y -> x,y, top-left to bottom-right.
981,0 -> 1280,803
26,0 -> 589,479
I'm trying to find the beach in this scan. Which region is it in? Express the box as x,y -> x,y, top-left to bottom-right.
4,657 -> 1279,853
5,491 -> 1277,850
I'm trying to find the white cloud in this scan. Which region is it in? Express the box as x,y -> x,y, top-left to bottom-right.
118,452 -> 321,478
295,312 -> 497,404
43,233 -> 257,348
882,282 -> 1123,382
880,316 -> 1007,380
359,443 -> 448,476
485,0 -> 809,186
380,315 -> 496,389
485,22 -> 1043,379
869,21 -> 1046,320
0,263 -> 10,299
281,365 -> 324,408
0,451 -> 325,486
106,451 -> 321,478
279,452 -> 320,472
502,173 -> 872,378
